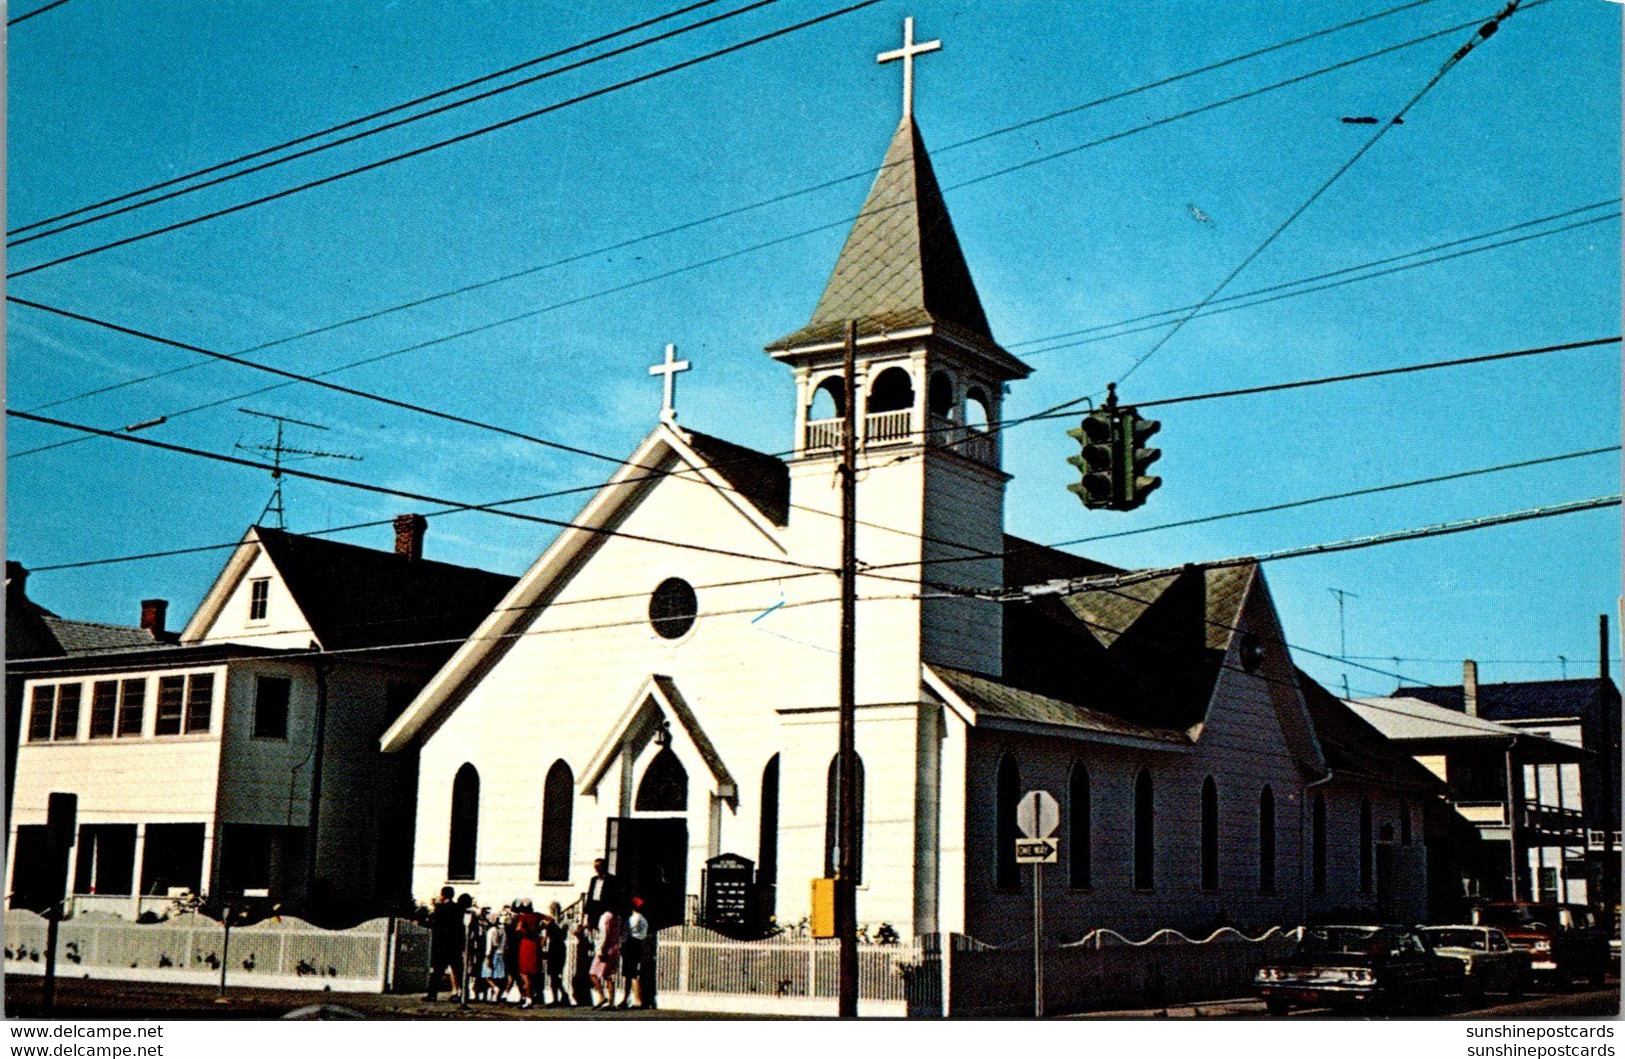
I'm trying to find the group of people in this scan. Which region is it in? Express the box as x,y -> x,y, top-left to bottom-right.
422,858 -> 656,1012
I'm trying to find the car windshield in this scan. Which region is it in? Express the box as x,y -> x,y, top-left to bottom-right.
1424,928 -> 1487,950
1298,927 -> 1381,955
1477,906 -> 1552,930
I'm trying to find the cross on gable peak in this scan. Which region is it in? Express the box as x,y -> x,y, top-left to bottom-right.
650,343 -> 691,423
877,16 -> 941,121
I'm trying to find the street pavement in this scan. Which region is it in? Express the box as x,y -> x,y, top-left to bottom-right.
2,976 -> 722,1020
5,973 -> 1617,1020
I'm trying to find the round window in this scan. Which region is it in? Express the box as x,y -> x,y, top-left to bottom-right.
649,578 -> 698,640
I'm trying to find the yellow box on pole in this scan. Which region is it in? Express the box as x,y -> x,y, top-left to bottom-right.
810,877 -> 837,938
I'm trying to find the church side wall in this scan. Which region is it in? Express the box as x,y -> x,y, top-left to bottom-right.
920,453 -> 1005,677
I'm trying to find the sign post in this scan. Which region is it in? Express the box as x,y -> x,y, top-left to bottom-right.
1016,790 -> 1060,1019
42,792 -> 76,1016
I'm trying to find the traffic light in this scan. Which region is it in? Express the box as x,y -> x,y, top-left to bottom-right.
1122,411 -> 1162,511
1066,411 -> 1117,509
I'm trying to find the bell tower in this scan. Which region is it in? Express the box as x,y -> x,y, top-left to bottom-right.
765,38 -> 1030,679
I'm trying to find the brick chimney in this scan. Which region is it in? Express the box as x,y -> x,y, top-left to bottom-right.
141,599 -> 169,639
1463,659 -> 1479,717
394,513 -> 427,561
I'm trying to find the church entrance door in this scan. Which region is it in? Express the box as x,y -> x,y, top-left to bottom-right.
605,817 -> 688,929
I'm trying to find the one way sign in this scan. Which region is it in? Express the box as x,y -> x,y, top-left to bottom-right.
1015,838 -> 1057,864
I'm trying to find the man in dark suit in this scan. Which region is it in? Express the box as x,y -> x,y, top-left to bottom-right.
584,857 -> 623,921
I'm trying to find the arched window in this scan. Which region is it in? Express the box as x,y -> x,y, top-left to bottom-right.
758,755 -> 780,887
823,753 -> 866,884
809,377 -> 844,420
965,387 -> 992,431
1311,791 -> 1327,894
1133,768 -> 1155,891
995,753 -> 1021,891
1259,785 -> 1276,894
447,763 -> 480,881
928,371 -> 955,418
867,366 -> 914,413
1359,797 -> 1373,895
538,760 -> 574,882
1200,777 -> 1219,892
1068,762 -> 1091,889
1400,803 -> 1413,846
635,747 -> 688,812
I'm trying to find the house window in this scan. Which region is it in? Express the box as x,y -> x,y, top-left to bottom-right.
28,684 -> 82,742
89,681 -> 118,739
1311,791 -> 1327,894
156,677 -> 186,735
71,824 -> 137,896
538,760 -> 574,882
995,753 -> 1021,891
448,763 -> 480,881
28,684 -> 83,742
1200,777 -> 1220,892
254,677 -> 291,739
185,673 -> 213,733
1359,797 -> 1374,895
52,684 -> 81,741
27,686 -> 53,742
1259,785 -> 1277,894
824,752 -> 865,884
1068,762 -> 1091,889
248,578 -> 270,622
1134,769 -> 1155,891
758,755 -> 780,887
116,678 -> 146,737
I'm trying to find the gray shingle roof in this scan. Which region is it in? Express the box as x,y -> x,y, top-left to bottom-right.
766,117 -> 1003,355
39,615 -> 162,655
931,664 -> 1189,744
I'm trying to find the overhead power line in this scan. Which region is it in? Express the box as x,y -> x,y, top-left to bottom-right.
8,0 -> 1445,249
1024,336 -> 1621,421
5,0 -> 882,279
1011,200 -> 1621,355
7,408 -> 834,575
7,0 -> 70,26
8,0 -> 789,248
1112,0 -> 1529,388
13,6 -> 1523,438
6,0 -> 736,236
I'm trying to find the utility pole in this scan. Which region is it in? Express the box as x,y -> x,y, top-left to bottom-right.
837,319 -> 859,1018
1602,612 -> 1615,920
1329,587 -> 1360,699
236,408 -> 360,528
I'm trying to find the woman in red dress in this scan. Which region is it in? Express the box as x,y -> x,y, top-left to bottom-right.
513,899 -> 543,1009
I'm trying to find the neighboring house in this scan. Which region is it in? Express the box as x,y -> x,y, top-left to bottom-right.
380,110 -> 1446,943
7,517 -> 515,925
1349,690 -> 1587,910
1363,661 -> 1620,911
4,562 -> 172,832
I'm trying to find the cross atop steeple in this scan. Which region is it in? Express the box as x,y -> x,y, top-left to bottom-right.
877,16 -> 940,120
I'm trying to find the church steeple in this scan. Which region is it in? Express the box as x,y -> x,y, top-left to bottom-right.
766,115 -> 1004,355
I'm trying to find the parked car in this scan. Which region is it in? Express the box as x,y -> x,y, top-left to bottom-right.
1418,926 -> 1531,1000
1255,925 -> 1463,1015
1472,903 -> 1612,986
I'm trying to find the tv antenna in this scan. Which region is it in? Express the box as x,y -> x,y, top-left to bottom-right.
235,408 -> 360,529
1328,587 -> 1361,701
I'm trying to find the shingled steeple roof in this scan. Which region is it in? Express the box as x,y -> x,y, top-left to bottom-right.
767,115 -> 1015,364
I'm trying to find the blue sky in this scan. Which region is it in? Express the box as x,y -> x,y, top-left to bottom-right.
7,0 -> 1620,695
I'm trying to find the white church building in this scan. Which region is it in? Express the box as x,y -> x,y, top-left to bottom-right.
381,35 -> 1442,945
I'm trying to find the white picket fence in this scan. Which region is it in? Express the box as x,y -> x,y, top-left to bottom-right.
3,909 -> 417,993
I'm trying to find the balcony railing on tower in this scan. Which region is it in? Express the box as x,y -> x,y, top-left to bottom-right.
804,410 -> 997,466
